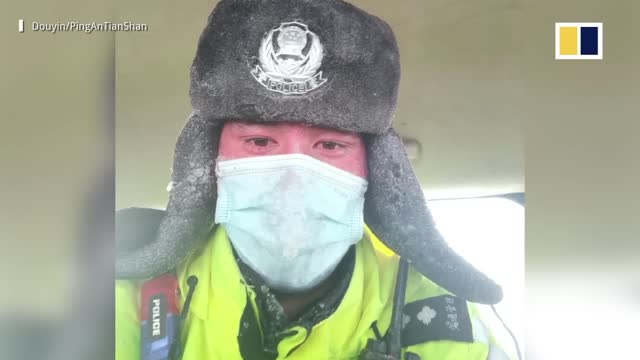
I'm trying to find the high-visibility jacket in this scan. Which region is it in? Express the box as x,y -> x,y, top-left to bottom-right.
116,225 -> 514,359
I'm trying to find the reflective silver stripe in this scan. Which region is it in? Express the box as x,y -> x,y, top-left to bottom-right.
487,346 -> 511,360
472,318 -> 514,360
471,318 -> 489,344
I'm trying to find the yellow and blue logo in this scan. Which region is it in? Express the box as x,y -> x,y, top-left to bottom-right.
555,22 -> 603,60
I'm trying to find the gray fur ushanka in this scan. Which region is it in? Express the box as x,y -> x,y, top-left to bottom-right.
190,0 -> 399,133
116,0 -> 503,305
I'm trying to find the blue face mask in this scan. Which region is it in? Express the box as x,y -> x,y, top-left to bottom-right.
214,154 -> 368,292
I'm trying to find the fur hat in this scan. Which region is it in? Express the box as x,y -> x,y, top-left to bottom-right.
116,0 -> 503,304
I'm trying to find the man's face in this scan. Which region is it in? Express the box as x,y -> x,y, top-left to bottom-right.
218,121 -> 368,179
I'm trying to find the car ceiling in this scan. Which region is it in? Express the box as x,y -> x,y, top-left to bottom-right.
116,0 -> 524,208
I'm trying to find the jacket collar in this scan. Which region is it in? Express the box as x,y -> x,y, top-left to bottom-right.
176,224 -> 396,330
176,225 -> 246,320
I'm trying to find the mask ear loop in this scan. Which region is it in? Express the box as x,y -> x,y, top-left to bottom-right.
490,305 -> 522,360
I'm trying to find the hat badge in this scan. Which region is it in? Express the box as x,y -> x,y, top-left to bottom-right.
251,22 -> 327,95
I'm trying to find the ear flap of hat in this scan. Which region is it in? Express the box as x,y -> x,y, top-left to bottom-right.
364,129 -> 503,304
116,207 -> 166,256
116,114 -> 221,279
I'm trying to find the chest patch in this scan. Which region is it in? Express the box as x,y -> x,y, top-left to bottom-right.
401,295 -> 473,347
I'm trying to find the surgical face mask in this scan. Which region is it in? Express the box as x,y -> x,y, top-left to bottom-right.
214,153 -> 368,292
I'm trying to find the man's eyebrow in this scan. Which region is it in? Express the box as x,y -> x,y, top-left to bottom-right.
231,121 -> 279,130
313,128 -> 361,140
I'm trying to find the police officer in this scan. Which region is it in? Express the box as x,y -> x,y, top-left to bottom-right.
116,1 -> 516,359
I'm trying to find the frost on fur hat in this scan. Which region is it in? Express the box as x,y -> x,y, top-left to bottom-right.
116,0 -> 503,304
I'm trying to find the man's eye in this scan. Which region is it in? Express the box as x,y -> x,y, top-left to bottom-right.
246,138 -> 271,147
317,141 -> 344,150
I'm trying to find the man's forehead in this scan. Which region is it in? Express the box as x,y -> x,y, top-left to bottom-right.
225,120 -> 360,137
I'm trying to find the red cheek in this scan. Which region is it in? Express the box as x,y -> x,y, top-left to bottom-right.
317,152 -> 367,179
217,138 -> 246,159
342,157 -> 368,179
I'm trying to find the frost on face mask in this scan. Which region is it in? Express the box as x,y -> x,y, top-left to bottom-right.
266,169 -> 310,260
214,154 -> 368,292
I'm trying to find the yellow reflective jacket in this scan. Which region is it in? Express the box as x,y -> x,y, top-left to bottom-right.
116,225 -> 513,359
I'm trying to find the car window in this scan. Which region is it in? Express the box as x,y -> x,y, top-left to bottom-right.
429,197 -> 524,352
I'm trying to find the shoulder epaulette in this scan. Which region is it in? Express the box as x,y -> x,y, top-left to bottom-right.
401,295 -> 473,347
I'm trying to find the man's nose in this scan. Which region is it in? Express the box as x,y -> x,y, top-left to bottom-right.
281,139 -> 305,155
278,126 -> 312,156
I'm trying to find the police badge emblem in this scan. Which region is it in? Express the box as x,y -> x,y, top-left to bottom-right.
251,22 -> 327,95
